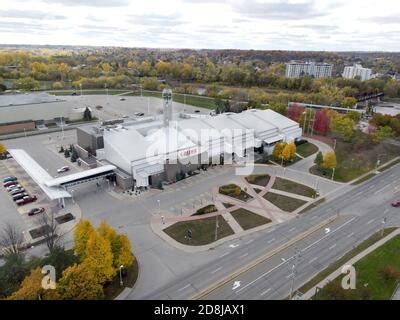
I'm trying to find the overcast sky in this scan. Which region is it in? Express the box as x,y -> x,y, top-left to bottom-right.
0,0 -> 400,51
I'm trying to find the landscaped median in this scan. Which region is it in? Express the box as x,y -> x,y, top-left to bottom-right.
263,192 -> 307,212
230,208 -> 272,230
163,215 -> 234,246
218,184 -> 253,202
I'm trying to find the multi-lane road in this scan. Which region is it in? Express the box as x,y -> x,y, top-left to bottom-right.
140,164 -> 400,300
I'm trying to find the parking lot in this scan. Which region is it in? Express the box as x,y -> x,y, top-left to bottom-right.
60,95 -> 211,122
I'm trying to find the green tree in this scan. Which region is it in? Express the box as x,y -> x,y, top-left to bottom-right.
371,125 -> 394,144
41,246 -> 79,281
64,149 -> 70,158
52,81 -> 64,90
83,107 -> 92,121
15,77 -> 40,91
341,97 -> 357,108
314,151 -> 323,167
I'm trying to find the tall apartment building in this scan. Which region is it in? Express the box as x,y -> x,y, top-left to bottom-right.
342,64 -> 372,81
285,61 -> 333,78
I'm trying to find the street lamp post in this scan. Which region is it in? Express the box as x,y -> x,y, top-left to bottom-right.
381,217 -> 387,237
79,83 -> 82,96
331,167 -> 336,181
214,215 -> 219,241
119,265 -> 124,286
333,138 -> 337,150
289,248 -> 301,300
157,199 -> 160,214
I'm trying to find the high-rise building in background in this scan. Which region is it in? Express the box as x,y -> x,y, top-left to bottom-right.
285,61 -> 333,78
342,64 -> 372,81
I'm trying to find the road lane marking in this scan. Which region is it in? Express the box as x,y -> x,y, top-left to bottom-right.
310,216 -> 318,220
286,273 -> 292,279
177,284 -> 190,292
239,253 -> 249,258
309,257 -> 319,264
245,239 -> 254,245
267,238 -> 275,244
366,219 -> 375,225
219,252 -> 229,258
288,227 -> 296,232
260,288 -> 272,296
211,267 -> 222,274
328,244 -> 337,250
346,232 -> 354,238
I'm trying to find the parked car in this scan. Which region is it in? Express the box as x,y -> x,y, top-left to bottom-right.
122,115 -> 129,118
194,110 -> 200,113
391,200 -> 400,208
134,112 -> 144,116
95,105 -> 103,110
3,176 -> 17,183
28,207 -> 45,216
10,188 -> 25,195
6,183 -> 21,191
12,193 -> 28,201
3,180 -> 18,188
57,166 -> 70,173
119,98 -> 126,101
16,196 -> 37,206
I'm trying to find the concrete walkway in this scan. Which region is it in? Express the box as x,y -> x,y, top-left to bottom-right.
299,228 -> 400,300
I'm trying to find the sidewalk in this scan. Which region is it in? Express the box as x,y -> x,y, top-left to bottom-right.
299,228 -> 400,300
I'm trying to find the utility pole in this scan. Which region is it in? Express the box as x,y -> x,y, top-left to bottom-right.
310,109 -> 316,136
381,217 -> 387,237
289,248 -> 301,300
303,110 -> 307,134
214,215 -> 219,241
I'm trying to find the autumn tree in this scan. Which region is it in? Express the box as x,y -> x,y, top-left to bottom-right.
0,143 -> 6,155
322,151 -> 337,170
287,142 -> 296,159
0,223 -> 24,255
73,219 -> 95,260
7,268 -> 44,300
331,115 -> 355,141
280,143 -> 292,163
313,110 -> 330,135
341,97 -> 357,108
100,63 -> 112,73
82,231 -> 115,284
287,103 -> 305,122
15,77 -> 40,91
57,263 -> 104,300
272,142 -> 284,160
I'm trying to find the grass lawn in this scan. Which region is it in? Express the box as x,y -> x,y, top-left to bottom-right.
314,233 -> 400,300
296,142 -> 319,158
245,174 -> 270,186
281,155 -> 303,167
297,228 -> 397,296
230,208 -> 271,230
298,198 -> 325,214
272,177 -> 316,198
163,215 -> 234,246
310,135 -> 400,182
49,89 -> 130,96
140,91 -> 216,109
103,258 -> 139,300
263,192 -> 307,212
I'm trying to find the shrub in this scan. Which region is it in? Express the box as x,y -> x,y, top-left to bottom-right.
379,266 -> 400,281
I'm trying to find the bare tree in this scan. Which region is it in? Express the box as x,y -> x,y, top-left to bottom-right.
38,211 -> 60,252
0,222 -> 24,255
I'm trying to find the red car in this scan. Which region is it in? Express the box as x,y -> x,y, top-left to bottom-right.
391,201 -> 400,208
16,196 -> 37,206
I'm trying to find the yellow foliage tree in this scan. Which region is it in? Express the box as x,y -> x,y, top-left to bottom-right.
101,63 -> 112,73
57,263 -> 103,300
7,268 -> 44,300
127,60 -> 135,69
82,231 -> 115,284
272,142 -> 284,160
280,143 -> 292,162
322,151 -> 337,170
0,143 -> 6,155
73,219 -> 95,260
288,142 -> 296,159
115,235 -> 134,268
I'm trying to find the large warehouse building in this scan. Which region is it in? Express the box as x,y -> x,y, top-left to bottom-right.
76,89 -> 302,189
0,92 -> 88,134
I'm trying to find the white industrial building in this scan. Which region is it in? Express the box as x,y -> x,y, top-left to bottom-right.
342,64 -> 372,81
285,61 -> 333,78
78,90 -> 302,188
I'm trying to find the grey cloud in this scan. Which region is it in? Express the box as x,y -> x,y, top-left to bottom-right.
365,15 -> 400,24
0,9 -> 66,20
0,21 -> 57,32
233,0 -> 327,20
41,0 -> 130,7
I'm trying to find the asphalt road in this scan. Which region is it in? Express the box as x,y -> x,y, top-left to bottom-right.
141,164 -> 400,300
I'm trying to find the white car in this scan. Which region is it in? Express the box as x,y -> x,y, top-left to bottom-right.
57,166 -> 70,173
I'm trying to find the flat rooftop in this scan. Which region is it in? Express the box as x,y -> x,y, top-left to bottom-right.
0,92 -> 64,107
